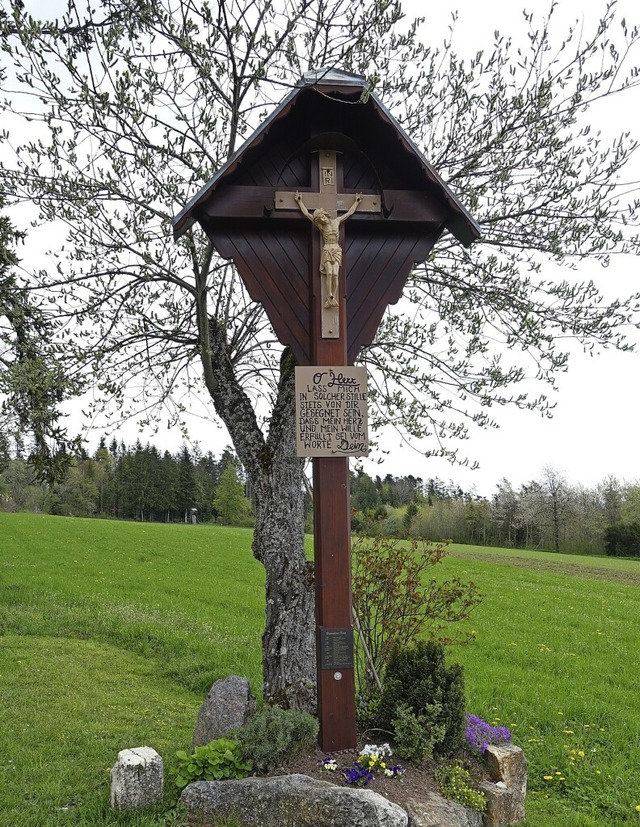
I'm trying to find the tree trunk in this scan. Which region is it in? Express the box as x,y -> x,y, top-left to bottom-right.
250,353 -> 316,710
552,496 -> 560,553
200,311 -> 316,709
251,442 -> 316,711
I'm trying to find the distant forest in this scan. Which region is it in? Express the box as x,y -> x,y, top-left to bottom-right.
349,467 -> 640,557
0,437 -> 252,526
1,437 -> 639,557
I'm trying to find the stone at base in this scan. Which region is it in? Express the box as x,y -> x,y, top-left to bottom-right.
480,745 -> 527,826
179,745 -> 527,827
192,675 -> 256,746
110,746 -> 163,810
404,791 -> 483,827
180,774 -> 408,827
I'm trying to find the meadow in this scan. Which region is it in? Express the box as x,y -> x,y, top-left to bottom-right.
1,512 -> 639,826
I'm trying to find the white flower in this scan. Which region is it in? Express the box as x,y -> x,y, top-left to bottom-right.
361,742 -> 393,760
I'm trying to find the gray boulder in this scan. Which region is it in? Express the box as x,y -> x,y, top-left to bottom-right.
180,773 -> 408,827
193,675 -> 256,746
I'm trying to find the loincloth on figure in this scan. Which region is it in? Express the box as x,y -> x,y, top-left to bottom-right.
320,245 -> 342,272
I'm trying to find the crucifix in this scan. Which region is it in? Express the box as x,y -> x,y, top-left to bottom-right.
172,67 -> 480,755
294,189 -> 362,310
276,150 -> 380,339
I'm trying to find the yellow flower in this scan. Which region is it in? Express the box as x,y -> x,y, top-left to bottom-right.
543,775 -> 553,781
635,805 -> 640,812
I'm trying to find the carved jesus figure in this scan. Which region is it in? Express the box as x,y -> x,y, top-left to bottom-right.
294,191 -> 363,308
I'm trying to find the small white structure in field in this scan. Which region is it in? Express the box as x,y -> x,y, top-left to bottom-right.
110,746 -> 163,809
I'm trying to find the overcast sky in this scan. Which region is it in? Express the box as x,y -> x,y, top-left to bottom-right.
84,0 -> 640,495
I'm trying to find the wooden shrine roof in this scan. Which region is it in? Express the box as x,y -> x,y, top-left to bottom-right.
173,68 -> 481,245
172,68 -> 481,365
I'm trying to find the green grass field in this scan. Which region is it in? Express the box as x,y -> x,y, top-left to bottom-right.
1,512 -> 639,826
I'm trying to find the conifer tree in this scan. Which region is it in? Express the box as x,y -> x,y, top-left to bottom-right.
213,464 -> 249,526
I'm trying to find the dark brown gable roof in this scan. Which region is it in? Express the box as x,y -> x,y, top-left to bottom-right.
172,68 -> 481,364
172,67 -> 481,245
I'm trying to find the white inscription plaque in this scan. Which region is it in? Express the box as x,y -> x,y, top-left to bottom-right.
295,366 -> 369,458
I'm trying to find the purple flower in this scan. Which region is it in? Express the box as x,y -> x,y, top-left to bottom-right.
465,714 -> 512,755
343,762 -> 374,786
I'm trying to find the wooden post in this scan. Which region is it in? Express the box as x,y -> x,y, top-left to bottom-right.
313,456 -> 356,751
310,154 -> 357,752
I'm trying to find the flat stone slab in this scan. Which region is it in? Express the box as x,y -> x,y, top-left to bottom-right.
180,773 -> 408,827
404,791 -> 483,827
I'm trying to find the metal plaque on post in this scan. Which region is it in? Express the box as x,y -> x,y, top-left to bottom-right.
319,627 -> 355,670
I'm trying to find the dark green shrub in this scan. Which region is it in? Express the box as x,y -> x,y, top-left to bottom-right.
173,738 -> 252,788
356,690 -> 381,731
376,640 -> 465,756
234,705 -> 318,773
604,521 -> 640,557
391,701 -> 445,765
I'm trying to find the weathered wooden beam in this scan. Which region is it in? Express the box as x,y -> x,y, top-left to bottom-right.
198,186 -> 449,225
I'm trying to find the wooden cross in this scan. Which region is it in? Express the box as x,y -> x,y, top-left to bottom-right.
277,150 -> 367,750
276,151 -> 380,338
274,149 -> 378,750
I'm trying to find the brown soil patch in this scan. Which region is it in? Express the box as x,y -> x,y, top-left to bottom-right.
450,551 -> 640,586
268,744 -> 487,815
